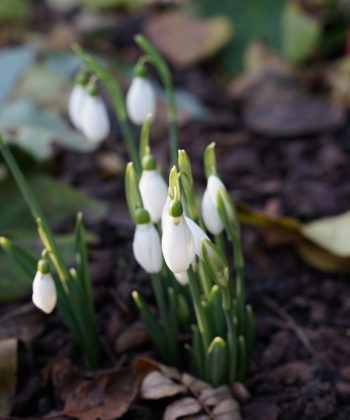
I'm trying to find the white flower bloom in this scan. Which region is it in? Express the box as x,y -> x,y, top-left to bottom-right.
126,77 -> 156,125
32,271 -> 57,314
139,170 -> 168,223
80,95 -> 110,143
174,271 -> 189,286
133,223 -> 162,273
68,84 -> 88,130
162,214 -> 195,273
185,217 -> 209,259
202,175 -> 226,235
161,196 -> 172,230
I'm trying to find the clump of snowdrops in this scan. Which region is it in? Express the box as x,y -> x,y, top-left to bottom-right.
0,34 -> 254,382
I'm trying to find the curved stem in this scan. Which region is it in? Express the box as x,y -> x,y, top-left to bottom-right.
73,44 -> 141,173
134,35 -> 179,167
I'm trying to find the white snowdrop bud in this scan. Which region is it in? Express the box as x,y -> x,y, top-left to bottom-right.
202,175 -> 227,235
174,271 -> 189,286
32,260 -> 57,314
139,155 -> 168,223
162,201 -> 195,273
126,76 -> 156,126
133,209 -> 162,274
80,83 -> 110,144
185,217 -> 209,259
68,84 -> 89,130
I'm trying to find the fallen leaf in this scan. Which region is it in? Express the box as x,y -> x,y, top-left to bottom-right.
0,309 -> 44,345
230,70 -> 346,137
198,0 -> 287,74
49,357 -> 84,401
164,397 -> 201,420
302,211 -> 350,257
237,202 -> 350,273
114,320 -> 150,353
0,338 -> 17,416
140,371 -> 186,399
141,365 -> 241,420
144,11 -> 232,68
64,367 -> 142,420
0,100 -> 99,160
282,2 -> 322,64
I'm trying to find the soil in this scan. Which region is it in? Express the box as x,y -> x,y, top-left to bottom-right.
1,6 -> 350,420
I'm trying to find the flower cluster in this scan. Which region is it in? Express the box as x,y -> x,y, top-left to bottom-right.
126,136 -> 254,385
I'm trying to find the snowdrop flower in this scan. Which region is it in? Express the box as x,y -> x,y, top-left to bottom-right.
139,155 -> 168,223
68,72 -> 89,130
162,200 -> 195,273
32,259 -> 57,314
133,208 -> 162,274
185,217 -> 209,259
80,83 -> 110,144
126,76 -> 156,125
202,175 -> 227,235
174,271 -> 189,286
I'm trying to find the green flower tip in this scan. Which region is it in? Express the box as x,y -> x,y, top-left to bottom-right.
135,208 -> 150,224
142,154 -> 157,171
75,70 -> 89,87
37,258 -> 50,274
0,236 -> 9,247
134,61 -> 147,78
87,80 -> 98,96
169,200 -> 183,218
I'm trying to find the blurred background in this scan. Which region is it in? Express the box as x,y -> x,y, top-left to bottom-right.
1,1 -> 350,418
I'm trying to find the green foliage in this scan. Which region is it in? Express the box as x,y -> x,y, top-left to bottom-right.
198,0 -> 287,74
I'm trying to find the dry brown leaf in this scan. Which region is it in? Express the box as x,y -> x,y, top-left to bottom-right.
48,357 -> 84,401
141,366 -> 241,420
114,320 -> 150,353
164,397 -> 202,420
140,371 -> 186,399
0,338 -> 17,416
144,11 -> 232,68
237,202 -> 350,273
64,359 -> 155,420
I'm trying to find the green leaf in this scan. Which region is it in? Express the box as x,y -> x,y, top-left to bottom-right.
0,174 -> 107,238
0,0 -> 30,22
282,2 -> 322,64
0,100 -> 99,161
206,337 -> 228,386
198,0 -> 288,74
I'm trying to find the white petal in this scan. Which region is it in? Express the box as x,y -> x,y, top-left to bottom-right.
202,187 -> 224,235
161,196 -> 172,231
32,272 -> 57,314
80,95 -> 110,143
174,271 -> 189,285
207,175 -> 226,204
68,85 -> 88,130
185,217 -> 209,258
162,215 -> 195,273
139,170 -> 168,223
133,223 -> 162,273
126,77 -> 156,125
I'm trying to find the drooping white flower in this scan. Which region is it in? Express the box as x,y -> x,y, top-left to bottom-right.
139,170 -> 168,223
133,222 -> 162,274
162,212 -> 195,273
126,77 -> 156,125
161,196 -> 172,230
68,84 -> 88,130
174,271 -> 189,286
185,217 -> 209,259
202,175 -> 226,235
32,271 -> 57,314
80,94 -> 110,144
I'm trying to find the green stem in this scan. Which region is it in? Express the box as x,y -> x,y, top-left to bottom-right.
232,231 -> 245,336
187,266 -> 211,348
134,34 -> 179,167
73,44 -> 141,173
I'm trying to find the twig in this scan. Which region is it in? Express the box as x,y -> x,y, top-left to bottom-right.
263,296 -> 316,356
